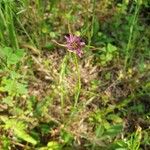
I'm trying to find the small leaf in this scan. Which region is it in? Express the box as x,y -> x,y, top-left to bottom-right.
16,82 -> 28,95
0,47 -> 25,66
47,141 -> 61,150
2,96 -> 13,107
44,43 -> 55,50
0,47 -> 13,58
107,114 -> 123,123
60,130 -> 73,144
107,43 -> 117,52
105,124 -> 123,137
15,49 -> 25,58
7,53 -> 20,65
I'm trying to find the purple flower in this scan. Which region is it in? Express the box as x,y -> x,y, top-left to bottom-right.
65,34 -> 85,57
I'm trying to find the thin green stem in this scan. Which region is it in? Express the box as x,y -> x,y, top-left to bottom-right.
16,17 -> 35,46
74,54 -> 81,107
59,54 -> 68,108
124,1 -> 140,70
88,0 -> 96,48
5,2 -> 19,49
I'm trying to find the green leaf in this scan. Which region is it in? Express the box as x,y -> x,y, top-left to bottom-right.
95,125 -> 105,138
60,130 -> 73,144
15,49 -> 24,58
0,135 -> 11,150
47,141 -> 61,150
0,47 -> 13,58
0,78 -> 27,96
7,49 -> 24,65
16,82 -> 28,95
107,114 -> 123,123
44,43 -> 55,50
7,53 -> 20,65
0,78 -> 16,95
93,16 -> 100,37
106,53 -> 113,61
3,119 -> 37,145
107,43 -> 117,52
2,96 -> 13,107
105,124 -> 123,137
0,47 -> 25,66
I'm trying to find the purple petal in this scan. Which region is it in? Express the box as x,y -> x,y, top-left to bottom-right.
78,52 -> 82,57
65,36 -> 70,42
64,34 -> 85,57
69,35 -> 75,42
80,42 -> 85,46
76,48 -> 83,57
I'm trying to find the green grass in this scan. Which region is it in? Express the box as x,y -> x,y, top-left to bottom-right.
0,0 -> 150,150
124,0 -> 141,70
0,1 -> 18,49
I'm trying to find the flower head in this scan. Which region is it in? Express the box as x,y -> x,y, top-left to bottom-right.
65,34 -> 85,57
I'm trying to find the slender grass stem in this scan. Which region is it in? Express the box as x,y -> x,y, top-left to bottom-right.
87,0 -> 96,49
0,5 -> 6,45
74,54 -> 81,107
15,17 -> 35,46
5,2 -> 19,49
124,1 -> 140,70
59,54 -> 68,108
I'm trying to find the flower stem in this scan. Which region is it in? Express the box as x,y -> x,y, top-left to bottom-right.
52,40 -> 66,47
